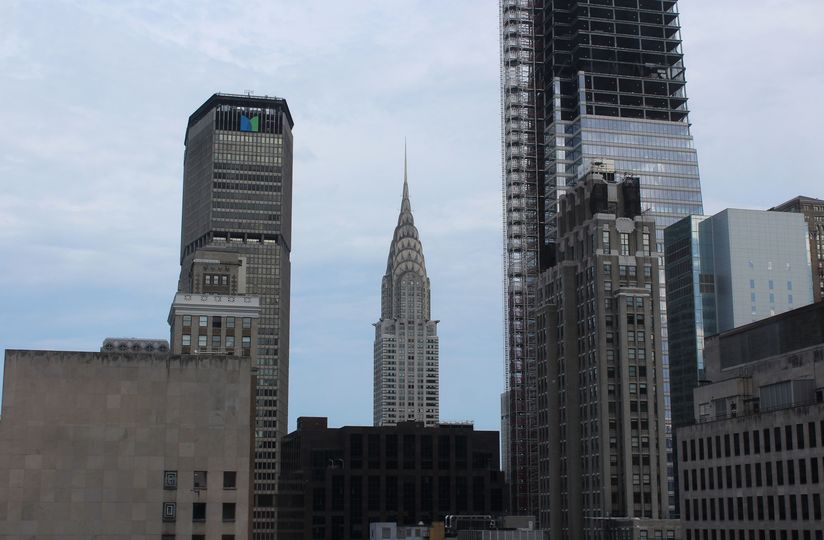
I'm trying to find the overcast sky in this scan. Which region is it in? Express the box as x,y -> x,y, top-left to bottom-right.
1,1 -> 822,432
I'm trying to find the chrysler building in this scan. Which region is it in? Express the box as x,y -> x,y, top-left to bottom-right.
373,153 -> 439,426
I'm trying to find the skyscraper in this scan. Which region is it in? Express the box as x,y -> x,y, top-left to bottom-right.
178,93 -> 293,538
373,155 -> 440,427
535,170 -> 678,538
500,0 -> 703,513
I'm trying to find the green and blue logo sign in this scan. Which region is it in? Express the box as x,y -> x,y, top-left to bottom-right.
240,114 -> 260,132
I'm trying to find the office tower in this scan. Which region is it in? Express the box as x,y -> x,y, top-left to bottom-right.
677,302 -> 824,539
373,158 -> 439,427
500,0 -> 703,513
0,348 -> 254,539
665,210 -> 814,434
534,171 -> 678,537
770,196 -> 824,303
178,93 -> 293,538
277,417 -> 504,539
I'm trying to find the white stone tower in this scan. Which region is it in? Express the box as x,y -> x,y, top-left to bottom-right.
373,150 -> 439,426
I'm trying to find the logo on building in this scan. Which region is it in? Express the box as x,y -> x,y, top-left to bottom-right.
240,114 -> 260,132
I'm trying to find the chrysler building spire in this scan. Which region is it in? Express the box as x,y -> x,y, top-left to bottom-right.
374,150 -> 439,426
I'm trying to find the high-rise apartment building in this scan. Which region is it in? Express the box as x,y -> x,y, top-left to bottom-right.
500,0 -> 703,513
178,93 -> 293,538
770,196 -> 824,303
534,171 -> 678,538
373,159 -> 439,427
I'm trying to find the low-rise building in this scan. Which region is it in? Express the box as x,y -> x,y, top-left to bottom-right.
677,301 -> 824,540
0,348 -> 255,539
277,418 -> 506,540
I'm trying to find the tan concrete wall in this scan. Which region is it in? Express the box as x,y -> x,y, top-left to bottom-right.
0,350 -> 253,539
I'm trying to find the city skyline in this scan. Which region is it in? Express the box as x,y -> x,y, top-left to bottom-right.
2,0 -> 824,434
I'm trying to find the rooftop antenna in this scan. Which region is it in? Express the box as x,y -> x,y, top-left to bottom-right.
244,89 -> 255,96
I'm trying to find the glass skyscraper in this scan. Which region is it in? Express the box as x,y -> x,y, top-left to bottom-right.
179,93 -> 293,539
501,0 -> 703,515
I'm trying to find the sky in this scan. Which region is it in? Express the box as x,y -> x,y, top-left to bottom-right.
1,1 -> 823,432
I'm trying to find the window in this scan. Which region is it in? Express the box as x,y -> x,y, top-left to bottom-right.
620,233 -> 630,255
642,232 -> 651,254
198,335 -> 207,348
164,470 -> 177,490
226,336 -> 235,348
199,316 -> 208,327
162,502 -> 176,522
242,317 -> 252,329
603,229 -> 611,251
242,336 -> 251,349
194,470 -> 207,490
212,335 -> 221,348
193,502 -> 206,522
183,315 -> 192,326
226,316 -> 236,328
182,334 -> 191,346
212,316 -> 222,328
224,471 -> 237,489
222,502 -> 236,522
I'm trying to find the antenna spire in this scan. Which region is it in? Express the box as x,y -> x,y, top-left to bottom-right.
403,138 -> 409,199
401,139 -> 411,214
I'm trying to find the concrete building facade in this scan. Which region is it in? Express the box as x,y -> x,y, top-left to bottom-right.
276,418 -> 505,540
534,170 -> 678,539
178,93 -> 294,537
677,302 -> 824,540
169,248 -> 262,358
770,196 -> 824,303
373,157 -> 439,427
0,349 -> 255,539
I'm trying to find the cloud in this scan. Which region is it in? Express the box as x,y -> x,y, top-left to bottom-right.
2,0 -> 822,436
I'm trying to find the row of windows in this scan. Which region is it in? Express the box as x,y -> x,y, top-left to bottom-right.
162,501 -> 236,523
683,492 -> 823,522
686,529 -> 823,540
181,334 -> 252,349
182,315 -> 252,329
583,143 -> 698,163
163,470 -> 236,490
683,457 -> 822,492
581,129 -> 693,148
581,115 -> 691,137
682,422 -> 822,462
